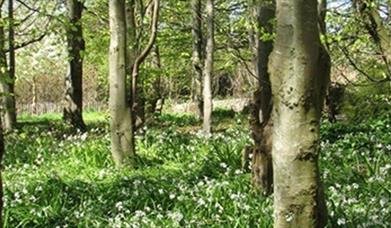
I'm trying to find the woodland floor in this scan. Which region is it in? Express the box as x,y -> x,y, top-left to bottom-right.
3,110 -> 391,227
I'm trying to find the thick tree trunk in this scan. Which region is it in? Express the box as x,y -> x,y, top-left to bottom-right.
249,0 -> 275,195
202,0 -> 214,134
269,0 -> 329,227
109,0 -> 135,167
191,0 -> 203,119
1,0 -> 16,130
63,0 -> 86,131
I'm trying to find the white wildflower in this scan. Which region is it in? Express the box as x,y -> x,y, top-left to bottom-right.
197,198 -> 206,206
115,201 -> 124,211
220,162 -> 227,168
134,210 -> 145,217
337,218 -> 346,225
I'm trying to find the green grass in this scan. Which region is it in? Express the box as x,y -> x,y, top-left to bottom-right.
3,111 -> 391,227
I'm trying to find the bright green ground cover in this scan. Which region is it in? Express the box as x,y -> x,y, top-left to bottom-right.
3,110 -> 391,227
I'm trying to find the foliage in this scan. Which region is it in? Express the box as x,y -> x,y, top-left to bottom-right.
3,111 -> 391,227
320,114 -> 391,227
342,84 -> 391,121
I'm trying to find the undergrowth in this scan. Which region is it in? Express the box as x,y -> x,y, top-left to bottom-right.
3,111 -> 391,227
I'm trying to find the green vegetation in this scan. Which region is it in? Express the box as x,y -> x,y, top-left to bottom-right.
3,111 -> 390,227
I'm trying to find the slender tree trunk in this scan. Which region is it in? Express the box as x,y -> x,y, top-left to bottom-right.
32,76 -> 37,114
0,4 -> 9,130
0,3 -> 7,212
249,0 -> 275,195
269,0 -> 329,227
0,115 -> 4,226
109,0 -> 135,167
125,0 -> 138,131
318,0 -> 342,123
126,0 -> 137,66
354,0 -> 391,83
191,0 -> 203,118
1,0 -> 16,130
129,0 -> 160,130
202,0 -> 214,134
63,0 -> 86,131
355,0 -> 391,64
146,45 -> 162,117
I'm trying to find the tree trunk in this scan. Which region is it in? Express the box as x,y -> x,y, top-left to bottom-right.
1,0 -> 16,130
63,0 -> 86,131
269,0 -> 329,227
249,0 -> 275,195
0,115 -> 4,226
129,0 -> 160,130
191,0 -> 203,119
32,76 -> 37,114
146,45 -> 162,118
202,0 -> 214,134
355,0 -> 391,64
109,0 -> 135,167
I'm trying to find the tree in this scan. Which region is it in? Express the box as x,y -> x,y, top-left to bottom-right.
248,0 -> 274,195
128,0 -> 160,128
145,44 -> 163,118
0,6 -> 6,210
0,115 -> 3,226
1,0 -> 16,130
268,0 -> 329,226
355,0 -> 391,65
109,0 -> 135,167
202,0 -> 214,134
191,0 -> 203,118
63,0 -> 87,131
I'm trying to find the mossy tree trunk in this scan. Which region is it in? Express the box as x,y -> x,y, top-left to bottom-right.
1,0 -> 16,130
0,115 -> 3,226
191,0 -> 204,119
63,0 -> 86,131
249,0 -> 275,195
269,0 -> 329,226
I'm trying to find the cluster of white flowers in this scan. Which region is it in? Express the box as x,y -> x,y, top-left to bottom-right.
167,211 -> 184,223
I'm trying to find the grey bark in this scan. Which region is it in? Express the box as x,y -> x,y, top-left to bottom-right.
202,0 -> 214,134
63,0 -> 86,131
1,0 -> 16,130
191,0 -> 203,118
249,0 -> 275,195
269,0 -> 329,227
109,0 -> 135,167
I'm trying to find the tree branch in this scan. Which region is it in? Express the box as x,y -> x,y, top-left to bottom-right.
8,32 -> 46,52
132,0 -> 160,74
